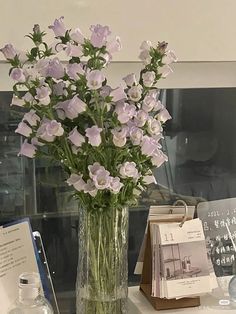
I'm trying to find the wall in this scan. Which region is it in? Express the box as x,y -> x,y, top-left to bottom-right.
1,1 -> 236,90
0,0 -> 236,62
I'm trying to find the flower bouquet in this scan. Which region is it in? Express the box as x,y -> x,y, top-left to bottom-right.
1,17 -> 177,314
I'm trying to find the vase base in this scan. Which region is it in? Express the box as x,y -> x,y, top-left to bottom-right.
77,287 -> 128,314
77,298 -> 127,314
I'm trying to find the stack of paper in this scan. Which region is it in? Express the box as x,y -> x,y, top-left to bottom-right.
150,219 -> 217,299
134,205 -> 195,275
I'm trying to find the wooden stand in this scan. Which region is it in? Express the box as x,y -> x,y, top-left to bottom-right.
140,216 -> 200,310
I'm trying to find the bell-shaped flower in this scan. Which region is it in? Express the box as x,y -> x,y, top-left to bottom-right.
35,57 -> 63,79
151,149 -> 168,167
66,63 -> 84,80
128,85 -> 143,102
141,136 -> 161,157
134,110 -> 148,127
88,162 -> 105,179
66,173 -> 86,192
71,28 -> 84,44
147,117 -> 163,137
67,173 -> 81,186
157,108 -> 172,123
68,95 -> 87,116
85,125 -> 102,146
93,168 -> 111,190
90,24 -> 111,48
23,92 -> 34,102
37,120 -> 64,142
142,71 -> 155,87
139,49 -> 151,65
109,177 -> 124,194
143,172 -> 157,185
139,41 -> 152,65
111,126 -> 128,147
53,81 -> 66,96
31,137 -> 44,147
110,87 -> 127,102
140,40 -> 152,50
123,73 -> 137,87
46,57 -> 64,79
65,43 -> 83,57
129,127 -> 143,145
148,89 -> 160,99
56,95 -> 87,120
100,85 -> 112,98
0,44 -> 17,59
35,86 -> 51,106
114,102 -> 136,124
86,70 -> 105,90
55,100 -> 70,120
142,95 -> 157,112
10,68 -> 26,82
84,179 -> 98,197
48,16 -> 67,37
153,100 -> 163,111
35,59 -> 50,77
119,161 -> 139,179
162,50 -> 178,65
15,121 -> 32,137
159,65 -> 173,78
106,36 -> 122,54
18,140 -> 36,158
23,110 -> 40,127
46,120 -> 64,136
68,127 -> 85,147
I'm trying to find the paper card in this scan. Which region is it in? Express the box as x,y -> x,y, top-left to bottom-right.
158,218 -> 205,245
134,204 -> 195,275
0,219 -> 40,314
157,219 -> 212,299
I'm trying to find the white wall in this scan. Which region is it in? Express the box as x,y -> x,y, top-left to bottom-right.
0,0 -> 236,62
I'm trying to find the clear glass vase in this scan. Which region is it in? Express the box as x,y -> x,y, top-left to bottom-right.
76,205 -> 129,314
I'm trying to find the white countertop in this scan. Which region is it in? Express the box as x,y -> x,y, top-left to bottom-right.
128,286 -> 235,314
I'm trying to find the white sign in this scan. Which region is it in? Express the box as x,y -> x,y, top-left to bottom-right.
0,219 -> 39,314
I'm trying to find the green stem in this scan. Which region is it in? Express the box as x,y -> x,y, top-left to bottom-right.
77,206 -> 128,313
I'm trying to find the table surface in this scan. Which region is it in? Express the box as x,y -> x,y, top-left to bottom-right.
128,286 -> 236,314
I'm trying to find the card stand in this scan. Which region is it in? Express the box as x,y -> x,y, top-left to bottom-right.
140,200 -> 200,310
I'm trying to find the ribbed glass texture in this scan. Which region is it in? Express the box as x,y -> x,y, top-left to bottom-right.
76,206 -> 129,314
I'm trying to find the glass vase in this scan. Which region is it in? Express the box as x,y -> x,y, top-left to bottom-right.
76,205 -> 129,314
